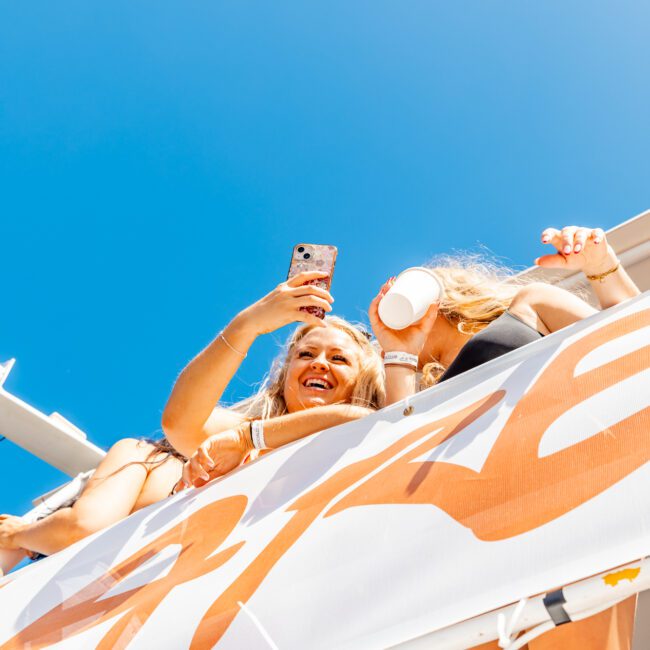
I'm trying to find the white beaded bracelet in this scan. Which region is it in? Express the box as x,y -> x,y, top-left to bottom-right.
383,351 -> 418,370
251,420 -> 267,450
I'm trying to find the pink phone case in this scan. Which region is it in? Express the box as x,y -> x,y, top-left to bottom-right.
287,244 -> 338,318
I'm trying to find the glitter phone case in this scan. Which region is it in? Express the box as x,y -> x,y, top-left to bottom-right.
287,243 -> 338,318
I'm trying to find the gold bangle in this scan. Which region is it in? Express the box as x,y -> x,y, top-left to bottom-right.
586,262 -> 620,283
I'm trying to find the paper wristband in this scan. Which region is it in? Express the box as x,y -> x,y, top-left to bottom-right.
383,351 -> 418,369
251,420 -> 267,450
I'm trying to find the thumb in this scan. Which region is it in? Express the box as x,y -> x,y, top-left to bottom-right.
420,301 -> 439,328
534,253 -> 568,269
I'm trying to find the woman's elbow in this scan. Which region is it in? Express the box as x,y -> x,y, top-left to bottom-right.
161,408 -> 185,445
161,410 -> 176,438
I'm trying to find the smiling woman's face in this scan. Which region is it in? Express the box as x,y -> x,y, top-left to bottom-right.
283,326 -> 362,413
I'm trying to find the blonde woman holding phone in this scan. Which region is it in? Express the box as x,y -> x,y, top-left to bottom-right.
162,270 -> 384,487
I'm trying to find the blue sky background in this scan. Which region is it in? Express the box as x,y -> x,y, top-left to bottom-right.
1,2 -> 649,515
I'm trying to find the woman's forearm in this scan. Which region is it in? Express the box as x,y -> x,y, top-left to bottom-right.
383,366 -> 418,406
12,508 -> 91,557
184,404 -> 375,486
162,315 -> 258,446
261,403 -> 373,449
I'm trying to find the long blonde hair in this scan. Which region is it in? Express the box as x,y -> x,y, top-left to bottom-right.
421,254 -> 529,387
234,316 -> 385,419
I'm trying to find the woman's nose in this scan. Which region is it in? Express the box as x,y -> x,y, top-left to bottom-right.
310,355 -> 328,371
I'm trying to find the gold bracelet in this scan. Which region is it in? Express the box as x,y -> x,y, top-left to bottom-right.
586,262 -> 620,283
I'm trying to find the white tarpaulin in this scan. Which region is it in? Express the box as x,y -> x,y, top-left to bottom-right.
1,294 -> 649,649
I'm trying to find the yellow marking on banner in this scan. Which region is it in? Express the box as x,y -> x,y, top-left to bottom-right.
603,567 -> 640,587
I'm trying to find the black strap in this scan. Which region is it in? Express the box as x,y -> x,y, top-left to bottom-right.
543,589 -> 572,626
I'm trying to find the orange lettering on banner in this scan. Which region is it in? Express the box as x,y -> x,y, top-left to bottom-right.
3,496 -> 247,649
190,392 -> 503,647
328,310 -> 650,540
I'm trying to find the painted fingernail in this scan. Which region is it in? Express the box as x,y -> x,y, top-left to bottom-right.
542,236 -> 550,243
574,244 -> 582,253
594,238 -> 601,244
563,245 -> 572,254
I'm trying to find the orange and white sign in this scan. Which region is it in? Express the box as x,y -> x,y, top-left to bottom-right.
1,295 -> 649,649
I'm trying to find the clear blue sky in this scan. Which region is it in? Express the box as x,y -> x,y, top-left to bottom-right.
1,2 -> 649,514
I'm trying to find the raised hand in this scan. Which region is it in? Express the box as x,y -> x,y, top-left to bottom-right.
237,271 -> 334,336
535,226 -> 618,276
368,278 -> 439,356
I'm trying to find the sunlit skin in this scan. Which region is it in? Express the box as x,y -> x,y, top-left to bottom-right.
370,226 -> 641,406
283,327 -> 362,412
0,438 -> 183,567
163,271 -> 378,487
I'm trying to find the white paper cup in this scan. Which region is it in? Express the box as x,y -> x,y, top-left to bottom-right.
378,267 -> 443,330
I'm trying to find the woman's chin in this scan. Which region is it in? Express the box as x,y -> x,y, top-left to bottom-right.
305,396 -> 329,407
300,392 -> 334,408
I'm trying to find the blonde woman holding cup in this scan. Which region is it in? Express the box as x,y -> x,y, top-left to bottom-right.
370,226 -> 640,405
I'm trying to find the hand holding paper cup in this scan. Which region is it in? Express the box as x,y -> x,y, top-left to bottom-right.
378,267 -> 443,330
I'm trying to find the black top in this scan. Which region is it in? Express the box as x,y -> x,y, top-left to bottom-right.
438,311 -> 543,383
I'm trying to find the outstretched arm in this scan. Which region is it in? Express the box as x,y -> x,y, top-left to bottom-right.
162,271 -> 332,457
183,403 -> 373,486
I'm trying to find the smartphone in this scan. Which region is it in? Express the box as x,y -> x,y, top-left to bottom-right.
287,243 -> 338,319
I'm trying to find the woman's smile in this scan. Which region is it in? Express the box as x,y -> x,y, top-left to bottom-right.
301,376 -> 334,391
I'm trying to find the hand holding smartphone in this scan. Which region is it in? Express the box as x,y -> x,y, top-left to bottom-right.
287,244 -> 338,319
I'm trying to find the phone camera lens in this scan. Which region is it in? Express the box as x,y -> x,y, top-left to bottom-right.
297,246 -> 305,253
303,253 -> 311,259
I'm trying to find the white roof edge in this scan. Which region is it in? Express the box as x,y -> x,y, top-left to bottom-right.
0,359 -> 16,387
0,387 -> 105,477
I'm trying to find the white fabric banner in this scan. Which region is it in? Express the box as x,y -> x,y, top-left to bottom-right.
1,295 -> 649,649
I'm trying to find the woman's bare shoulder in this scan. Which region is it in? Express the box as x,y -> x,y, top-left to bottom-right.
510,282 -> 596,334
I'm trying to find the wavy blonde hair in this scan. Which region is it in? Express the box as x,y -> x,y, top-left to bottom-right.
234,316 -> 385,419
420,253 -> 529,387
